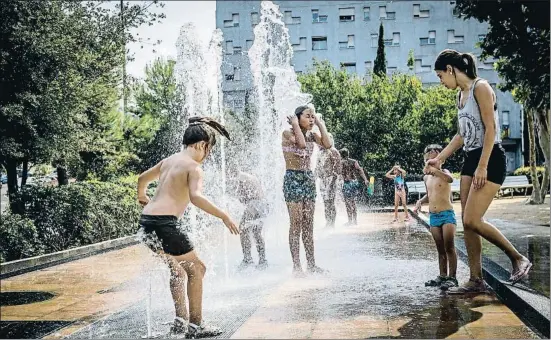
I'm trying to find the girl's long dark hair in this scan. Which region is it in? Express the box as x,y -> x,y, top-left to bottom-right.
434,49 -> 478,79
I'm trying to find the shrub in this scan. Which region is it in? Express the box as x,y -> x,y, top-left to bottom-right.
0,213 -> 44,262
513,166 -> 545,177
10,181 -> 142,255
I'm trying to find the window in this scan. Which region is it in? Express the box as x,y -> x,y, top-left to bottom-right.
448,30 -> 464,44
387,67 -> 397,74
312,9 -> 327,23
363,7 -> 370,20
246,40 -> 253,50
224,14 -> 239,27
225,41 -> 233,54
365,61 -> 372,69
284,11 -> 301,24
380,6 -> 396,20
312,36 -> 327,50
420,38 -> 429,45
348,35 -> 355,48
413,4 -> 430,18
339,8 -> 355,22
225,74 -> 234,81
392,33 -> 400,46
342,62 -> 356,74
371,34 -> 378,47
478,34 -> 485,42
233,67 -> 241,81
292,37 -> 307,51
384,39 -> 392,46
502,110 -> 510,128
284,11 -> 292,24
251,12 -> 259,25
233,46 -> 242,54
429,31 -> 436,44
234,99 -> 244,108
415,59 -> 431,73
379,6 -> 387,19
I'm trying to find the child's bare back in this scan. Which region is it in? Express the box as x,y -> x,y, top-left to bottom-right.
142,153 -> 199,218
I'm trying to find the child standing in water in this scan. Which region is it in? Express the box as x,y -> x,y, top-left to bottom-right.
414,144 -> 459,290
282,104 -> 333,276
228,166 -> 269,270
385,164 -> 410,222
339,148 -> 369,226
137,117 -> 239,338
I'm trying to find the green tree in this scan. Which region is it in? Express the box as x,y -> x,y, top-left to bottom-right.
0,0 -> 164,211
298,62 -> 461,174
454,0 -> 549,203
373,22 -> 387,76
131,57 -> 186,171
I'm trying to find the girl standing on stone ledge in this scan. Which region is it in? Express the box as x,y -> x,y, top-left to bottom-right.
426,49 -> 532,294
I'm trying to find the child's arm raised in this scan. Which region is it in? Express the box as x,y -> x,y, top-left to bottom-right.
385,166 -> 396,179
189,166 -> 239,234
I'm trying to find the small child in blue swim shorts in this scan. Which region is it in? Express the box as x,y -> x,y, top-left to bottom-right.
414,144 -> 459,291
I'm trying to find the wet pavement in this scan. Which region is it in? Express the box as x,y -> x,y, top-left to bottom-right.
1,208 -> 539,339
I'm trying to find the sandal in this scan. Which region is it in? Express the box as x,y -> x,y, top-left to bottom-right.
447,278 -> 488,295
425,275 -> 446,287
440,277 -> 459,291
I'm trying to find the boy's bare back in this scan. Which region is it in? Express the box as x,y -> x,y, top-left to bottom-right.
142,153 -> 200,218
424,170 -> 454,213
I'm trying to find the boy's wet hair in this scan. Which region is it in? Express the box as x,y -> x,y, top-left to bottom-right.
424,144 -> 443,154
339,148 -> 349,158
182,116 -> 231,147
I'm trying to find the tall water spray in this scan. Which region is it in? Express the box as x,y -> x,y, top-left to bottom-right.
175,24 -> 228,278
248,1 -> 313,215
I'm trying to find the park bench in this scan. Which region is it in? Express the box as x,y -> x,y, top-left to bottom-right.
499,175 -> 532,198
406,179 -> 461,202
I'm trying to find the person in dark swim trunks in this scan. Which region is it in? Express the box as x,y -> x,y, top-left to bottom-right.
385,164 -> 410,222
137,117 -> 239,338
414,144 -> 459,291
314,133 -> 341,228
339,148 -> 369,226
282,104 -> 333,276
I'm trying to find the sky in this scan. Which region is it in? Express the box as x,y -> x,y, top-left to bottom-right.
125,1 -> 216,78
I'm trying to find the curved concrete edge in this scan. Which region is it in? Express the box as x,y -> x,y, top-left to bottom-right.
0,235 -> 140,279
410,209 -> 550,339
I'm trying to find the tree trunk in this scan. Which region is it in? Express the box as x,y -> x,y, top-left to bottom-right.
534,109 -> 550,201
21,159 -> 29,187
526,109 -> 544,204
5,158 -> 23,213
57,166 -> 69,186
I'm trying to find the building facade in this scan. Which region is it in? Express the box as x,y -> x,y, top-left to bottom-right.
216,0 -> 524,171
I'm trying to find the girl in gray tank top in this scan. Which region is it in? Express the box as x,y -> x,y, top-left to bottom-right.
423,49 -> 532,295
457,78 -> 501,152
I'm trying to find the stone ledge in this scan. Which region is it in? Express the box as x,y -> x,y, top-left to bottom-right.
411,209 -> 550,338
0,235 -> 139,279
